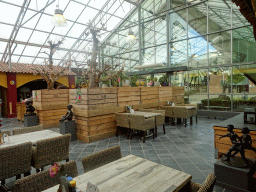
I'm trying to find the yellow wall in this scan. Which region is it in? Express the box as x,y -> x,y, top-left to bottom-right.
0,72 -> 7,88
56,76 -> 69,87
16,73 -> 42,88
16,73 -> 69,88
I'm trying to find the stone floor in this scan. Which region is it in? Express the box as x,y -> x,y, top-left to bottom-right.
0,117 -> 232,192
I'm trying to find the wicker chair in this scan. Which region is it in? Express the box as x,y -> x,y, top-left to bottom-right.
0,142 -> 32,188
1,130 -> 11,136
14,160 -> 78,192
81,145 -> 122,173
139,109 -> 166,137
115,113 -> 130,139
13,125 -> 43,135
129,114 -> 155,143
180,174 -> 216,192
31,134 -> 71,172
185,104 -> 198,123
171,107 -> 191,127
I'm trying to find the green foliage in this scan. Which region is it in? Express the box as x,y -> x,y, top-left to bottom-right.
130,75 -> 146,87
201,97 -> 231,107
159,74 -> 169,85
75,77 -> 88,88
227,74 -> 246,84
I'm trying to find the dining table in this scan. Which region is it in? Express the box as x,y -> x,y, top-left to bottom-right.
43,154 -> 192,192
162,105 -> 197,125
120,111 -> 162,138
121,111 -> 161,118
0,130 -> 62,148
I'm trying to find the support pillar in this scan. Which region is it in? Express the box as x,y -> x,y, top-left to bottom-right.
6,72 -> 17,118
68,75 -> 75,89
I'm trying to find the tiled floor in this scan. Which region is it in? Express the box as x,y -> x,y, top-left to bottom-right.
1,117 -> 232,191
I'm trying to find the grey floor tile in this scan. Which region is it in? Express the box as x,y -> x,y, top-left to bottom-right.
194,163 -> 214,170
180,164 -> 200,171
175,158 -> 193,164
184,170 -> 206,179
191,179 -> 207,185
155,149 -> 169,154
160,158 -> 177,164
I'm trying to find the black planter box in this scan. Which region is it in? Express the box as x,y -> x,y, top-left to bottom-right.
214,159 -> 256,192
59,120 -> 76,141
24,115 -> 38,127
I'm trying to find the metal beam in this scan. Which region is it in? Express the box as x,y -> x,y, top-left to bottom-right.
0,38 -> 92,55
126,66 -> 187,76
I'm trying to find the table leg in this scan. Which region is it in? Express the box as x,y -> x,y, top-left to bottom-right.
190,117 -> 193,125
196,115 -> 198,123
163,124 -> 166,134
129,129 -> 133,140
116,126 -> 119,137
143,131 -> 147,143
184,118 -> 187,127
16,174 -> 21,180
155,126 -> 158,137
177,118 -> 181,124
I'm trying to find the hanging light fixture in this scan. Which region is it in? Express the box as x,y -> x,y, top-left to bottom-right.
51,0 -> 67,27
126,29 -> 136,43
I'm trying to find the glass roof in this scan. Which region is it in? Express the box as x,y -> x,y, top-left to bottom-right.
0,0 -> 135,67
101,0 -> 255,72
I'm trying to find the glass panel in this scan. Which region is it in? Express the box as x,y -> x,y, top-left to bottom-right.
35,14 -> 54,32
209,66 -> 231,94
207,94 -> 231,111
170,40 -> 187,66
0,24 -> 14,39
208,31 -> 231,66
232,26 -> 256,63
188,3 -> 207,38
0,3 -> 21,25
188,69 -> 208,94
208,0 -> 231,33
188,36 -> 208,67
233,64 -> 256,94
15,28 -> 33,42
189,94 -> 207,106
12,44 -> 26,55
170,10 -> 187,41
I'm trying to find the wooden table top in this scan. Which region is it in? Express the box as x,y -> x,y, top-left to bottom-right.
43,154 -> 192,192
121,111 -> 161,118
163,105 -> 196,109
0,130 -> 62,148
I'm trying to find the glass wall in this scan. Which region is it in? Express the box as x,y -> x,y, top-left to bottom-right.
100,0 -> 256,111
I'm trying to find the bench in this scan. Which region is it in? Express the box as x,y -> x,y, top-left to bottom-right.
204,106 -> 230,111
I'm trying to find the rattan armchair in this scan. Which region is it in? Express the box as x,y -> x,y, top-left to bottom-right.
81,145 -> 122,173
129,114 -> 155,143
31,134 -> 71,172
13,125 -> 43,135
139,109 -> 166,137
0,142 -> 32,188
14,160 -> 78,192
180,174 -> 216,192
115,113 -> 130,139
171,107 -> 191,127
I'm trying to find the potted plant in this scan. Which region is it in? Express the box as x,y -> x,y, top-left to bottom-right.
153,77 -> 160,86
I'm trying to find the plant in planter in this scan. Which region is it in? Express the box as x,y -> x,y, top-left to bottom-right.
159,74 -> 169,86
32,39 -> 73,90
77,23 -> 124,88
